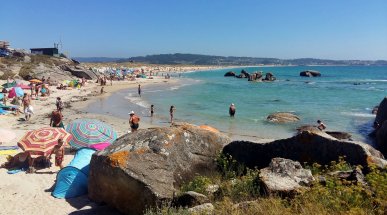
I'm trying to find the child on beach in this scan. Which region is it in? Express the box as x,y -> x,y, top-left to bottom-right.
56,97 -> 64,112
151,104 -> 154,117
317,120 -> 326,130
49,138 -> 65,169
170,105 -> 175,124
138,84 -> 141,97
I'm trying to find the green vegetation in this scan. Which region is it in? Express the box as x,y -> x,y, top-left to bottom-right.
146,154 -> 387,215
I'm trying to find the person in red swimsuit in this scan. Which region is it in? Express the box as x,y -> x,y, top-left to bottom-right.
49,138 -> 65,169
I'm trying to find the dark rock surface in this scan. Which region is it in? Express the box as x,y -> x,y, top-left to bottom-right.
173,191 -> 209,208
263,72 -> 276,81
224,71 -> 236,77
60,64 -> 98,80
267,112 -> 300,123
259,158 -> 314,196
300,70 -> 321,77
223,130 -> 387,170
375,97 -> 387,126
88,124 -> 230,215
325,131 -> 352,140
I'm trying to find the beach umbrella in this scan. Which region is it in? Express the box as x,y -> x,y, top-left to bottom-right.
16,83 -> 32,90
17,127 -> 72,157
0,128 -> 16,143
8,87 -> 24,98
2,81 -> 16,88
66,119 -> 118,149
28,79 -> 42,84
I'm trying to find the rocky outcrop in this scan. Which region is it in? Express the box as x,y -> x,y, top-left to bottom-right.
375,97 -> 387,126
372,106 -> 378,115
267,112 -> 300,123
223,130 -> 387,170
88,124 -> 230,215
173,191 -> 209,208
248,72 -> 262,81
300,70 -> 321,77
263,72 -> 276,81
59,65 -> 98,80
376,121 -> 387,154
188,203 -> 214,214
326,131 -> 352,140
236,70 -> 249,79
328,167 -> 367,186
259,158 -> 314,196
224,71 -> 236,77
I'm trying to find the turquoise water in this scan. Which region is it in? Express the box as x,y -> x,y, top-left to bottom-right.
87,66 -> 387,142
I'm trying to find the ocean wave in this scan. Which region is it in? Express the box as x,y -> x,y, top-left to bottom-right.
124,94 -> 150,108
341,112 -> 375,118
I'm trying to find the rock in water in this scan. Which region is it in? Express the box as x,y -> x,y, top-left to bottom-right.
88,124 -> 230,215
259,158 -> 314,196
223,130 -> 387,170
375,97 -> 387,126
376,121 -> 387,154
224,71 -> 236,77
267,112 -> 300,123
300,70 -> 321,77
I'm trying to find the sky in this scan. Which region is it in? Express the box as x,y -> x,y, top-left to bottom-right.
1,0 -> 387,60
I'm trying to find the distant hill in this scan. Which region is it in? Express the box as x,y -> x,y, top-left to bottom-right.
74,57 -> 123,63
76,53 -> 387,66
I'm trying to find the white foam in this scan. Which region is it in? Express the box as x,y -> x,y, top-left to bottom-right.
341,112 -> 375,118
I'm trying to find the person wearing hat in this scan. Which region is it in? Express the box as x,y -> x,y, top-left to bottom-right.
229,103 -> 236,117
129,111 -> 140,132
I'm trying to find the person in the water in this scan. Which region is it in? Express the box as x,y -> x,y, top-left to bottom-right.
229,103 -> 236,117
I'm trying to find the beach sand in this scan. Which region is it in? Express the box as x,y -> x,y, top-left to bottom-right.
0,76 -> 181,215
0,69 -> 272,214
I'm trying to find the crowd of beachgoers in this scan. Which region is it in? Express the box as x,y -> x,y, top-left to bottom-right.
0,65 -> 214,214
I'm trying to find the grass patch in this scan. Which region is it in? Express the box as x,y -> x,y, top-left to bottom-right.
148,154 -> 387,215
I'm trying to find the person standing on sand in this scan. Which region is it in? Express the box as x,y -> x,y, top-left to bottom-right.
129,111 -> 140,132
50,110 -> 64,128
22,94 -> 31,113
138,84 -> 141,97
317,120 -> 326,130
229,103 -> 236,117
170,105 -> 175,124
48,138 -> 65,169
150,104 -> 154,117
56,97 -> 64,112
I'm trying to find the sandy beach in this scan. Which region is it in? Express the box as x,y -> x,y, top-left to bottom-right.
0,74 -> 187,215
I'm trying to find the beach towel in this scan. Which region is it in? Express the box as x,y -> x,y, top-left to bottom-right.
7,167 -> 27,174
0,146 -> 19,150
0,150 -> 18,155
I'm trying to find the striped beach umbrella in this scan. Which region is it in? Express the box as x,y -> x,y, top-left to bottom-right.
18,127 -> 72,157
66,119 -> 118,149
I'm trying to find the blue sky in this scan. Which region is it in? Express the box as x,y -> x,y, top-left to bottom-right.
1,0 -> 387,60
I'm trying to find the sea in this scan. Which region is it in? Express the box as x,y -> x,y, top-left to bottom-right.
85,66 -> 387,143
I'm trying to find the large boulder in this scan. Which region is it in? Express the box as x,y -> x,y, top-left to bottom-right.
248,72 -> 262,81
173,191 -> 210,208
223,130 -> 387,170
59,64 -> 98,80
259,158 -> 315,196
376,120 -> 387,154
224,71 -> 236,77
267,112 -> 300,123
88,124 -> 230,215
375,97 -> 387,126
300,70 -> 321,77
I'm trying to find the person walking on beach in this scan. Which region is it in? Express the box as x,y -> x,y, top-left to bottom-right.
150,104 -> 154,117
170,105 -> 175,124
138,84 -> 141,97
22,94 -> 31,113
317,120 -> 326,131
229,103 -> 236,117
129,111 -> 140,132
48,138 -> 65,169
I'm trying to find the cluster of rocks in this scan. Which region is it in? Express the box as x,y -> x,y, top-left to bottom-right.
224,69 -> 276,82
86,122 -> 386,214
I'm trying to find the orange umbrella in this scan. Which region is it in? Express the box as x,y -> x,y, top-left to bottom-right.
18,127 -> 72,157
28,79 -> 42,83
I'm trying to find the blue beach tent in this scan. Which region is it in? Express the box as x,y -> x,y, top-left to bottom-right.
52,148 -> 96,199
